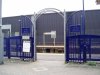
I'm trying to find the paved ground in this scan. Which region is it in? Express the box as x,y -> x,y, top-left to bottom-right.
37,53 -> 65,61
0,53 -> 100,75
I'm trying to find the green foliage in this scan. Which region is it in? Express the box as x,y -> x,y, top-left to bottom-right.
87,62 -> 96,66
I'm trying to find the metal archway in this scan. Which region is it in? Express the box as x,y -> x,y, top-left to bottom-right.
35,8 -> 64,20
31,8 -> 66,62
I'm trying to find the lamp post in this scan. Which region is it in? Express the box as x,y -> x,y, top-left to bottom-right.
0,0 -> 3,64
82,0 -> 85,35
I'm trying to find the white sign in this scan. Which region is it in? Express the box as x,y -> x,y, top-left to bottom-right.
15,32 -> 19,36
22,36 -> 30,40
23,41 -> 30,52
51,31 -> 56,38
1,24 -> 11,30
2,24 -> 11,36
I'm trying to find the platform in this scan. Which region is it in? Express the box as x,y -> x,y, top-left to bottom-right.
36,45 -> 64,53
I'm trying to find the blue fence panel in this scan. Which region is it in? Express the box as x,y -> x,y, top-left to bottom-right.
66,35 -> 100,63
66,36 -> 84,63
4,36 -> 34,59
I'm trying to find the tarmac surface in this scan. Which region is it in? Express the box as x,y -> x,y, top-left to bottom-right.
0,53 -> 100,75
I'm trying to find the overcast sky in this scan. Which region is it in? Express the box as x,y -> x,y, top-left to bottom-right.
2,0 -> 100,17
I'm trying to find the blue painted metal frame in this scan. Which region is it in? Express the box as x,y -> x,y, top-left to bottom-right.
4,36 -> 34,59
66,35 -> 100,63
4,15 -> 34,59
66,1 -> 86,62
67,11 -> 82,36
19,16 -> 32,36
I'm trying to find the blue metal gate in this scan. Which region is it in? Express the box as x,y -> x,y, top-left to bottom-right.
66,10 -> 100,63
4,15 -> 34,60
66,11 -> 83,62
4,36 -> 34,59
66,35 -> 100,63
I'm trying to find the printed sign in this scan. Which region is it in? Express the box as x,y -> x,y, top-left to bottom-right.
70,25 -> 81,32
22,28 -> 30,35
51,31 -> 56,38
23,41 -> 30,52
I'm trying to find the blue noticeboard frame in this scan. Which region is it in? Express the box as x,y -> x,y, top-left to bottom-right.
22,28 -> 30,35
70,25 -> 81,32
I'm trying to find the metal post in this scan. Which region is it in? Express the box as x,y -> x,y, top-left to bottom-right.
82,0 -> 86,62
43,34 -> 45,46
34,14 -> 37,61
82,0 -> 85,35
64,10 -> 67,63
54,38 -> 55,46
0,0 -> 3,64
43,34 -> 45,53
31,13 -> 37,61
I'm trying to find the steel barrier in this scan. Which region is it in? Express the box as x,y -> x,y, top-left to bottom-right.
66,35 -> 100,63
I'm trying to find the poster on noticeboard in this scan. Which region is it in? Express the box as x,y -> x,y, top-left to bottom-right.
23,41 -> 30,52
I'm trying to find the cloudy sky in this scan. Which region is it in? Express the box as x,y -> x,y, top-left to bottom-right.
2,0 -> 100,17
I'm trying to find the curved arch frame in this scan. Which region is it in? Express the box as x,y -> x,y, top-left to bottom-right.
66,10 -> 82,36
32,8 -> 66,62
35,8 -> 64,20
20,15 -> 34,37
66,10 -> 85,36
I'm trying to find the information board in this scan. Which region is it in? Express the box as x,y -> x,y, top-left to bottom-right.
22,28 -> 30,35
51,31 -> 56,38
70,25 -> 81,32
23,41 -> 30,52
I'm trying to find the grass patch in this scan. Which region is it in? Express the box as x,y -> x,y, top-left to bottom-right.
86,61 -> 97,66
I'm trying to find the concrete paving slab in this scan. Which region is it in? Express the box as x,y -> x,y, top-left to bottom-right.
0,53 -> 100,75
